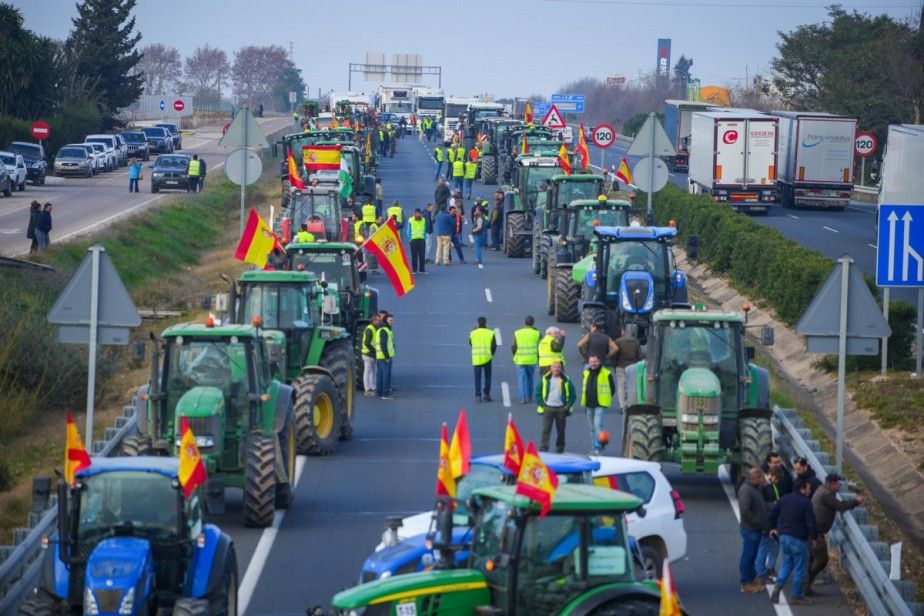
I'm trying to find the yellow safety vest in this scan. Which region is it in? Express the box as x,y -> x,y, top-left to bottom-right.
409,217 -> 426,240
376,327 -> 395,359
464,161 -> 477,180
187,159 -> 201,177
296,230 -> 315,243
387,206 -> 403,223
538,335 -> 565,367
581,368 -> 613,407
452,160 -> 464,178
362,204 -> 376,223
447,148 -> 456,163
537,374 -> 574,415
362,324 -> 378,355
469,327 -> 495,366
434,147 -> 444,162
456,147 -> 465,161
513,327 -> 540,365
354,221 -> 378,242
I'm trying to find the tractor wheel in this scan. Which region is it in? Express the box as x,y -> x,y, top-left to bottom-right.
172,598 -> 210,616
504,212 -> 526,258
292,373 -> 342,455
531,227 -> 541,274
481,155 -> 497,184
736,415 -> 772,484
207,548 -> 238,616
546,253 -> 556,316
625,414 -> 664,461
274,419 -> 297,509
538,236 -> 549,279
121,434 -> 152,457
18,591 -> 64,615
581,306 -> 605,337
588,597 -> 662,616
242,435 -> 276,528
319,340 -> 355,441
554,267 -> 580,323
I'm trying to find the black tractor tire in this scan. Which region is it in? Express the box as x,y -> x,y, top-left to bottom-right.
3,180 -> 11,197
538,234 -> 549,280
121,434 -> 153,457
504,212 -> 526,258
581,306 -> 606,337
481,155 -> 497,185
243,435 -> 276,527
37,174 -> 45,185
736,416 -> 772,484
172,598 -> 210,616
555,267 -> 580,323
625,414 -> 664,462
319,340 -> 355,441
639,545 -> 664,580
275,419 -> 297,509
292,373 -> 342,455
546,253 -> 556,316
531,227 -> 541,274
18,591 -> 64,615
588,597 -> 662,616
207,548 -> 239,616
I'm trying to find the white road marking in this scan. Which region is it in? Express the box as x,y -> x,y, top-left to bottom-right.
485,288 -> 493,303
239,455 -> 307,614
501,382 -> 511,407
0,228 -> 21,234
868,243 -> 877,249
786,214 -> 799,220
822,226 -> 839,234
478,263 -> 484,269
718,466 -> 793,615
494,328 -> 502,345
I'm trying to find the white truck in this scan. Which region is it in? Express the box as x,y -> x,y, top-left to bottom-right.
414,87 -> 445,137
688,109 -> 779,214
772,111 -> 856,210
663,99 -> 715,171
377,85 -> 416,128
442,96 -> 482,144
879,124 -> 924,204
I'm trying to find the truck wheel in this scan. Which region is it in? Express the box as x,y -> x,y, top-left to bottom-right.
275,419 -> 297,509
625,414 -> 664,462
243,435 -> 276,527
121,435 -> 152,457
580,306 -> 605,337
546,253 -> 556,316
172,598 -> 210,616
504,212 -> 526,258
737,416 -> 772,484
554,267 -> 580,323
18,591 -> 63,615
207,549 -> 239,616
292,373 -> 342,455
481,155 -> 497,184
639,545 -> 664,580
319,340 -> 355,441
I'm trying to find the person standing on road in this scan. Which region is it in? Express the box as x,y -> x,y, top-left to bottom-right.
755,466 -> 785,583
768,478 -> 818,605
582,355 -> 616,455
536,360 -> 574,453
362,313 -> 382,396
490,191 -> 504,251
35,203 -> 52,250
471,206 -> 487,265
806,473 -> 864,596
433,144 -> 445,181
387,201 -> 405,230
451,153 -> 465,193
374,178 -> 385,219
186,155 -> 202,193
435,177 -> 450,210
434,206 -> 453,266
613,326 -> 643,409
762,452 -> 794,496
470,317 -> 497,403
512,316 -> 540,404
738,467 -> 769,594
538,327 -> 566,377
463,158 -> 477,199
450,205 -> 465,264
423,203 -> 435,263
128,158 -> 142,193
198,157 -> 207,192
26,200 -> 40,254
407,208 -> 427,274
375,312 -> 395,400
577,321 -> 618,367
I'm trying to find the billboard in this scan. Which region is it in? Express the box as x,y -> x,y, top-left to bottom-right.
657,38 -> 671,78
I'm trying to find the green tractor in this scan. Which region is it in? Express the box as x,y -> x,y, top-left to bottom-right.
331,484 -> 676,616
501,153 -> 563,258
475,117 -> 524,184
273,133 -> 374,210
545,197 -> 632,323
275,185 -> 350,243
623,308 -> 775,484
228,270 -> 357,454
533,173 -> 606,280
122,322 -> 297,527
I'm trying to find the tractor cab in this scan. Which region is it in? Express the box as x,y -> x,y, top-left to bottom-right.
284,185 -> 346,242
555,198 -> 632,265
512,155 -> 561,211
536,173 -> 605,240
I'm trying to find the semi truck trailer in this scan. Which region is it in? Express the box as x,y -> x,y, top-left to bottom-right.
663,99 -> 714,172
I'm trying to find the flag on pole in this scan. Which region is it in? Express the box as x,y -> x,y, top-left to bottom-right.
503,413 -> 525,475
235,208 -> 280,269
524,101 -> 533,124
362,217 -> 415,297
659,560 -> 682,616
436,422 -> 456,499
177,417 -> 208,498
557,143 -> 572,175
616,157 -> 634,186
287,149 -> 305,190
65,411 -> 91,485
303,144 -> 342,171
515,441 -> 559,517
575,124 -> 590,170
338,156 -> 353,200
521,133 -> 529,154
449,410 -> 471,479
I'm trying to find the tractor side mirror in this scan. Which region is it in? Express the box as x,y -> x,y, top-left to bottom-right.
271,142 -> 279,158
687,235 -> 700,260
746,347 -> 756,361
31,477 -> 52,513
761,325 -> 775,346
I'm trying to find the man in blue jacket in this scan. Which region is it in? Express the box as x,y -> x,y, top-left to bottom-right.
434,207 -> 453,265
767,478 -> 818,605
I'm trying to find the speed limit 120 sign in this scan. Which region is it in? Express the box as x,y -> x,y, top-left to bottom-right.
854,131 -> 878,158
592,124 -> 617,148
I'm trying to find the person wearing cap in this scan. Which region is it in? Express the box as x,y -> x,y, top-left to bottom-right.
535,360 -> 574,453
538,327 -> 566,377
806,473 -> 864,596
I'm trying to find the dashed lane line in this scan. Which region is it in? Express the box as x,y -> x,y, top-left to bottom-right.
822,226 -> 839,234
485,288 -> 493,303
501,382 -> 511,407
786,214 -> 800,220
494,328 -> 502,345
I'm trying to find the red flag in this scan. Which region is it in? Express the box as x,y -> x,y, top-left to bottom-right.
449,410 -> 471,479
436,422 -> 456,499
616,157 -> 634,186
524,101 -> 533,124
557,143 -> 572,175
515,441 -> 559,517
362,217 -> 415,297
521,132 -> 529,154
575,123 -> 590,170
287,148 -> 305,189
178,417 -> 208,498
65,412 -> 91,485
659,560 -> 682,615
503,413 -> 525,475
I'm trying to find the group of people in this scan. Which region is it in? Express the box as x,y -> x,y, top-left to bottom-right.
432,143 -> 482,199
468,315 -> 643,455
360,310 -> 397,400
738,454 -> 864,605
26,200 -> 53,252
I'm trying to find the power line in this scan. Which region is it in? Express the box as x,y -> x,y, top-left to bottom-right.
540,0 -> 918,7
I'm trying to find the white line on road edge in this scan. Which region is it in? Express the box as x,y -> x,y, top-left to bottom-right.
868,243 -> 877,249
717,466 -> 793,615
485,288 -> 493,303
822,226 -> 839,234
238,455 -> 306,613
786,214 -> 799,220
494,328 -> 502,345
501,382 -> 511,407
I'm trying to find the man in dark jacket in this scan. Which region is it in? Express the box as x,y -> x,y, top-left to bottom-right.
737,468 -> 768,593
490,191 -> 504,250
434,178 -> 450,210
755,466 -> 785,582
26,200 -> 40,253
612,326 -> 643,409
423,203 -> 435,263
35,202 -> 53,250
576,321 -> 618,366
806,473 -> 864,595
793,458 -> 821,497
434,208 -> 453,265
768,478 -> 818,605
762,452 -> 794,496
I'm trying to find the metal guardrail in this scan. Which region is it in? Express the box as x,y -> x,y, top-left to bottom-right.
772,406 -> 921,616
0,402 -> 139,614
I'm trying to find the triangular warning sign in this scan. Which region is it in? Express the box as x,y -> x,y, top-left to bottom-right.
541,104 -> 566,129
219,106 -> 269,150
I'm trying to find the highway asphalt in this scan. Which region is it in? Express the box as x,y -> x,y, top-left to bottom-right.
0,116 -> 293,258
217,136 -> 850,615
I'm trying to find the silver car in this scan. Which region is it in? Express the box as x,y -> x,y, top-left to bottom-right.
65,144 -> 102,174
53,146 -> 93,178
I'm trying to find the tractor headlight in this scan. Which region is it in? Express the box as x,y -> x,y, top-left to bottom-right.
175,435 -> 215,448
643,292 -> 655,311
118,587 -> 135,615
152,172 -> 164,178
84,588 -> 99,615
621,291 -> 633,312
379,570 -> 392,580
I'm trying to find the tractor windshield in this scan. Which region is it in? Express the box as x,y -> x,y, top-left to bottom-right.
557,180 -> 602,206
656,323 -> 741,413
164,339 -> 251,420
523,166 -> 561,208
574,208 -> 629,236
289,251 -> 356,290
79,471 -> 180,542
241,284 -> 313,330
604,240 -> 672,301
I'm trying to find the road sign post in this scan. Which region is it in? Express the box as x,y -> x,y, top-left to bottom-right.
855,132 -> 877,186
30,121 -> 50,142
592,124 -> 617,170
626,113 -> 676,224
219,106 -> 269,235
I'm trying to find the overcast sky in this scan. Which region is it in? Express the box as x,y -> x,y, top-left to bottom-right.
13,0 -> 920,99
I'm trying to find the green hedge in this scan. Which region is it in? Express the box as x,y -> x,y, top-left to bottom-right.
0,101 -> 103,158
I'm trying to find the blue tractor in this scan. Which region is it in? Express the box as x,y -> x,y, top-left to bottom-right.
19,457 -> 237,616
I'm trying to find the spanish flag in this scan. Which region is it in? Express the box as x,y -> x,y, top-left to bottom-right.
303,144 -> 342,171
503,413 -> 525,475
177,417 -> 207,498
449,410 -> 471,479
524,101 -> 533,124
65,412 -> 91,485
557,143 -> 572,176
575,123 -> 590,170
515,441 -> 559,517
235,208 -> 279,269
616,157 -> 634,186
287,148 -> 305,190
436,422 -> 456,499
362,217 -> 415,297
521,132 -> 529,155
659,560 -> 683,616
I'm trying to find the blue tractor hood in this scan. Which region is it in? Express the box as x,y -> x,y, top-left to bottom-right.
620,270 -> 655,314
86,537 -> 153,610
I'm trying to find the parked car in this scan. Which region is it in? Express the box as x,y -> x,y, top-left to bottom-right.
65,143 -> 101,175
113,133 -> 128,165
0,162 -> 11,196
154,123 -> 182,149
121,131 -> 150,160
53,146 -> 93,177
150,154 -> 191,192
8,141 -> 46,185
85,134 -> 126,167
85,140 -> 115,171
0,151 -> 28,191
142,126 -> 173,153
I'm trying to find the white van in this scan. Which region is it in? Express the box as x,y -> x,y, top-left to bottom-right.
85,134 -> 126,167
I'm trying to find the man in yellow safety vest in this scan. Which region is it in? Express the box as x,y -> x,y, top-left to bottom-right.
361,313 -> 383,396
452,156 -> 465,194
582,355 -> 616,455
433,144 -> 445,181
511,315 -> 540,404
538,326 -> 566,377
469,316 -> 497,403
186,155 -> 201,193
463,159 -> 477,199
387,201 -> 404,229
535,360 -> 575,453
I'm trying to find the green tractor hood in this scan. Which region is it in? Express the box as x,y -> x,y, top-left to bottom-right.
175,386 -> 225,419
572,253 -> 595,284
677,367 -> 720,398
332,568 -> 489,611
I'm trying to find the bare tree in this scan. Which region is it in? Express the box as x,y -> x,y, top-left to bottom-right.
138,43 -> 181,95
180,45 -> 229,108
231,44 -> 288,110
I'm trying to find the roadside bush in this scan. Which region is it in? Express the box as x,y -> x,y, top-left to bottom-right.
0,114 -> 32,148
0,101 -> 102,159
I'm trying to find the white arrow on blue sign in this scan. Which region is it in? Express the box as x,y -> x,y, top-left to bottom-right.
533,103 -> 551,117
159,99 -> 166,111
876,204 -> 924,287
551,94 -> 585,103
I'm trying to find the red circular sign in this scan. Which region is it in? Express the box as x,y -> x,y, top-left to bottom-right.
591,123 -> 617,148
854,131 -> 877,158
173,100 -> 185,112
722,130 -> 738,144
31,120 -> 50,141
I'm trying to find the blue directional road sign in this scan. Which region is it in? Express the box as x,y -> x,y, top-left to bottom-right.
159,99 -> 166,111
533,103 -> 551,118
877,204 -> 924,287
550,94 -> 585,113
